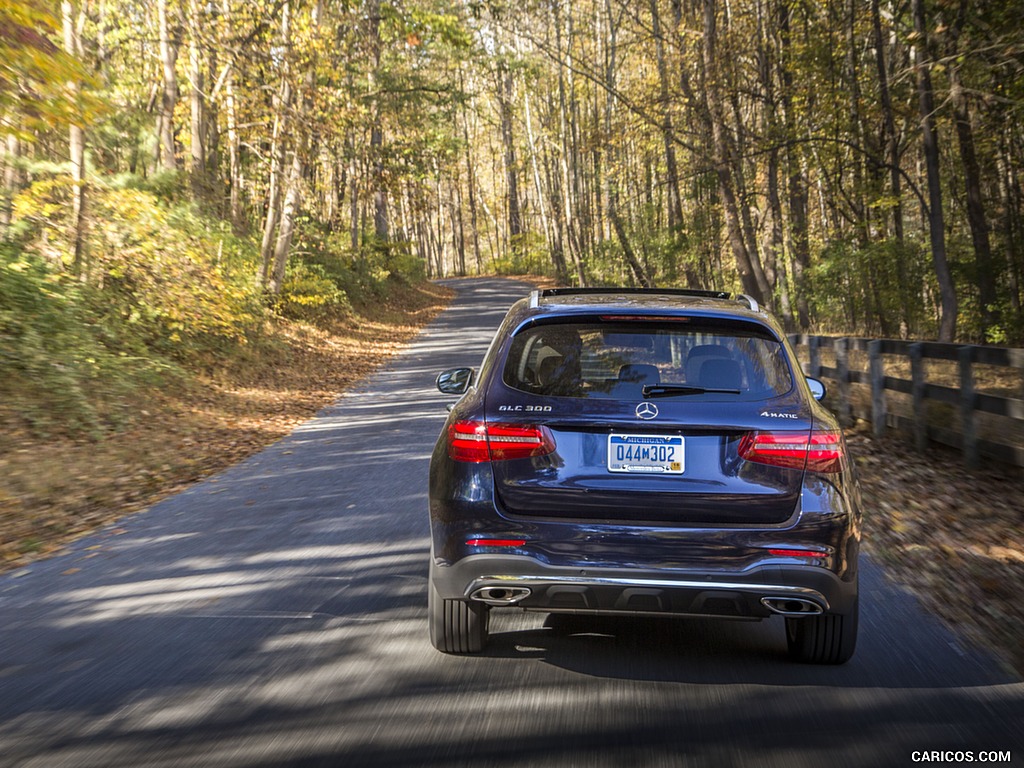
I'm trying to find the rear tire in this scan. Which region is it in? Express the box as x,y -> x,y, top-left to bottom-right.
428,578 -> 489,653
786,597 -> 858,664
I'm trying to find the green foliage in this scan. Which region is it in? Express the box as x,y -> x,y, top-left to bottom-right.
85,188 -> 262,355
2,178 -> 266,436
809,238 -> 931,337
0,242 -> 175,436
277,261 -> 348,319
379,240 -> 428,285
492,233 -> 550,277
107,171 -> 188,204
339,239 -> 426,297
281,219 -> 427,312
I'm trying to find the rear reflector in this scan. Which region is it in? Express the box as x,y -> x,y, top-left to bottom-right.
738,430 -> 845,473
466,538 -> 527,547
449,420 -> 556,462
768,548 -> 825,559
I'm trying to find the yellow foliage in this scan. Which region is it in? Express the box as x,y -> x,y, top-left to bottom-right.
0,1 -> 105,138
11,180 -> 260,351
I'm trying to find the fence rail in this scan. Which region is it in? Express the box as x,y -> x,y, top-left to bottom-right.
787,334 -> 1024,469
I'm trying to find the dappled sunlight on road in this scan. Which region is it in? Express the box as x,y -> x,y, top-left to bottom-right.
3,595 -> 1022,768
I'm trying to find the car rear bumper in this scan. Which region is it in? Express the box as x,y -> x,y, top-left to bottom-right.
430,555 -> 858,619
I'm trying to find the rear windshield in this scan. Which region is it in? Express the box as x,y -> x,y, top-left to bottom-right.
502,320 -> 794,401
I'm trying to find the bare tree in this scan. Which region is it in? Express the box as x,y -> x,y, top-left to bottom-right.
912,0 -> 957,341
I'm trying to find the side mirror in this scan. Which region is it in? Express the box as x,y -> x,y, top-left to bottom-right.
806,377 -> 826,401
436,367 -> 474,396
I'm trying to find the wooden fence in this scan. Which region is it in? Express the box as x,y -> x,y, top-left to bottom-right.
787,334 -> 1024,469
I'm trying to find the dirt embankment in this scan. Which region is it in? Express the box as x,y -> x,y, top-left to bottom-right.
850,427 -> 1023,675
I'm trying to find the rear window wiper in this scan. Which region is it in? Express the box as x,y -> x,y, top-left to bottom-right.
642,384 -> 741,398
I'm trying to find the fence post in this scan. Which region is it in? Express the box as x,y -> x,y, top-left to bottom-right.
869,340 -> 886,438
909,342 -> 927,452
809,336 -> 821,379
835,337 -> 851,427
959,346 -> 979,469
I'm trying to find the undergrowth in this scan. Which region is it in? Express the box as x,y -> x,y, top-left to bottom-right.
0,173 -> 428,440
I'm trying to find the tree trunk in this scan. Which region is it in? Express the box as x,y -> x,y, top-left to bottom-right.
224,71 -> 242,233
269,157 -> 301,294
602,0 -> 650,287
433,176 -> 446,276
949,63 -> 996,333
259,0 -> 293,286
870,0 -> 911,333
188,0 -> 206,193
912,0 -> 957,341
949,3 -> 997,335
268,0 -> 323,294
371,123 -> 388,242
349,150 -> 360,252
846,0 -> 869,247
554,1 -> 586,284
996,139 -> 1022,317
157,0 -> 178,172
451,180 -> 466,276
778,0 -> 811,329
62,1 -> 87,274
1,130 -> 20,236
871,0 -> 903,241
465,165 -> 481,275
767,145 -> 793,330
460,68 -> 482,273
367,0 -> 388,242
650,0 -> 683,234
702,0 -> 765,304
524,87 -> 566,281
498,61 -> 522,250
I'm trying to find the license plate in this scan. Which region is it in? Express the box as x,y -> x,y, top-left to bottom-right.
607,434 -> 684,474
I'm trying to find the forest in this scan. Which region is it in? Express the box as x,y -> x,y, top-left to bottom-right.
3,0 -> 1024,419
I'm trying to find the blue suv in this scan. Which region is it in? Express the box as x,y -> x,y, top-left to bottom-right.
428,288 -> 861,664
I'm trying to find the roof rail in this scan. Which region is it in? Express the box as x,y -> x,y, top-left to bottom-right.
737,294 -> 760,312
538,287 -> 731,301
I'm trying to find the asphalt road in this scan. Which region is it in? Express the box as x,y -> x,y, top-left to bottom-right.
1,277 -> 1021,768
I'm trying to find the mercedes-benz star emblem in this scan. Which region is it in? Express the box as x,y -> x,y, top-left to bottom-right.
635,402 -> 659,420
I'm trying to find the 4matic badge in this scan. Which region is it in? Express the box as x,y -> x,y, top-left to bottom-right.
760,411 -> 798,419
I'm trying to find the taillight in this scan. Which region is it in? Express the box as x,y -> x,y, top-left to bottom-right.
448,420 -> 556,462
738,430 -> 845,473
448,421 -> 489,462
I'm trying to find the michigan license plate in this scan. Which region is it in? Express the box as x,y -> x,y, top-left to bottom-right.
607,434 -> 684,474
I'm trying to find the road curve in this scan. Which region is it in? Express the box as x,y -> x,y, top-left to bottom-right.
0,277 -> 1021,768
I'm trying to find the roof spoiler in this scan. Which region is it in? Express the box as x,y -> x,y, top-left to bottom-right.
534,287 -> 760,312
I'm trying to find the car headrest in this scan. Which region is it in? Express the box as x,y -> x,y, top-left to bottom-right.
617,363 -> 660,384
697,358 -> 743,390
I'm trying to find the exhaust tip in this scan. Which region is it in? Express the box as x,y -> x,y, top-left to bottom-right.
761,597 -> 824,616
470,586 -> 531,605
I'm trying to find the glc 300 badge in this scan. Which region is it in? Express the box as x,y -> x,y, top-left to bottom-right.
635,402 -> 659,420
